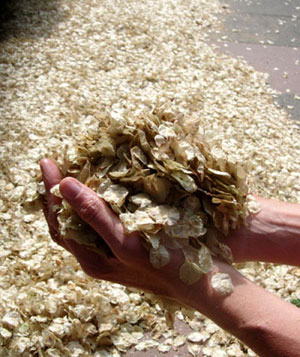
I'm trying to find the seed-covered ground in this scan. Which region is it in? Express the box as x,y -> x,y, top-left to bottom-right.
0,0 -> 299,356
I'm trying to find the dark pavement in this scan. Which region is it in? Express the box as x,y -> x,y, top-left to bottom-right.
210,0 -> 300,121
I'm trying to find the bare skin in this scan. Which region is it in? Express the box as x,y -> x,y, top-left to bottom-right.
224,196 -> 300,266
40,158 -> 300,357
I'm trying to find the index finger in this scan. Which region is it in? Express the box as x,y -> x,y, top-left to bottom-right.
59,177 -> 149,264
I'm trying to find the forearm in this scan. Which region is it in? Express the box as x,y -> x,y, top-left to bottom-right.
228,196 -> 300,266
181,261 -> 300,357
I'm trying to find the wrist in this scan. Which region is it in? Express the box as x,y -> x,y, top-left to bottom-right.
172,259 -> 240,315
245,197 -> 300,265
226,196 -> 300,265
174,259 -> 300,357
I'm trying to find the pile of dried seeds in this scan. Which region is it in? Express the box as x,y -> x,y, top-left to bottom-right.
0,0 -> 299,356
53,107 -> 257,289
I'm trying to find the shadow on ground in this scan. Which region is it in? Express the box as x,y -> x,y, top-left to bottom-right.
0,0 -> 68,41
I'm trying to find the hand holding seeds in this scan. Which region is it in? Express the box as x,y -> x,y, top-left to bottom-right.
40,157 -> 252,304
41,109 -> 258,289
40,158 -> 205,299
40,158 -> 300,357
40,109 -> 300,357
40,106 -> 300,296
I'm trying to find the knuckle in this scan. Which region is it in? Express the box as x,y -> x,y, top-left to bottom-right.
78,195 -> 101,224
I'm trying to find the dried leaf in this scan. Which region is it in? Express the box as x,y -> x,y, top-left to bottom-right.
143,175 -> 171,203
170,171 -> 198,193
130,193 -> 152,208
179,260 -> 204,285
149,245 -> 170,269
146,205 -> 180,226
101,185 -> 129,207
50,184 -> 62,198
198,244 -> 213,274
211,273 -> 233,296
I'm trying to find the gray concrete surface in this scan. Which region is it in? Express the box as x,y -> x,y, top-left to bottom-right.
210,0 -> 300,121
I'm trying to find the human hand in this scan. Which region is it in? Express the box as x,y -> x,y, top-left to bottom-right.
41,157 -> 300,289
40,158 -> 212,305
40,159 -> 300,357
40,158 -> 277,302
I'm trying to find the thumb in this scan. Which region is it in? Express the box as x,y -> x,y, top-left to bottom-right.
59,177 -> 148,264
59,177 -> 125,248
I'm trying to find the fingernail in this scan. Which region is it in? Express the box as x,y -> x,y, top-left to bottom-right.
60,179 -> 82,201
40,159 -> 48,175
